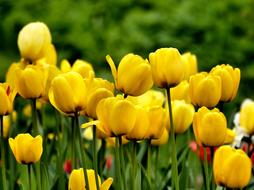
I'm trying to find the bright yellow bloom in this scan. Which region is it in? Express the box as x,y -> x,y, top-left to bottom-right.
210,64 -> 240,102
49,72 -> 87,114
22,101 -> 42,117
149,48 -> 185,88
181,52 -> 198,80
17,22 -> 52,61
171,80 -> 191,103
193,107 -> 234,146
0,83 -> 16,115
151,127 -> 169,146
81,77 -> 114,119
9,133 -> 43,164
213,145 -> 251,188
68,168 -> 113,190
36,44 -> 57,65
60,59 -> 95,78
170,100 -> 195,134
189,72 -> 221,108
96,95 -> 137,136
106,53 -> 153,96
15,64 -> 47,99
239,99 -> 254,134
2,111 -> 17,138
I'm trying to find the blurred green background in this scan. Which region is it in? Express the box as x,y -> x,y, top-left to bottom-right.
1,0 -> 254,103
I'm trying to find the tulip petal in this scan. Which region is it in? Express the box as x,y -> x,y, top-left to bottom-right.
101,177 -> 113,190
106,55 -> 117,85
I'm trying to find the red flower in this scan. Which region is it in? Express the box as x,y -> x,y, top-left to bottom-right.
106,155 -> 113,171
64,160 -> 72,174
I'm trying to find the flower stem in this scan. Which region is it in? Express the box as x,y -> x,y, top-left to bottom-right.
147,139 -> 152,189
28,164 -> 32,190
0,116 -> 7,190
75,113 -> 90,190
166,88 -> 179,190
71,117 -> 76,169
204,147 -> 210,190
131,141 -> 137,190
31,99 -> 39,135
92,125 -> 100,190
119,137 -> 127,190
115,136 -> 122,190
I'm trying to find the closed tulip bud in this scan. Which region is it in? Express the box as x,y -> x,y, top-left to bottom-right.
239,99 -> 254,134
96,95 -> 137,136
9,133 -> 43,164
126,106 -> 150,140
171,80 -> 191,103
15,65 -> 47,99
151,127 -> 169,146
3,115 -> 11,138
106,53 -> 153,96
149,48 -> 185,88
0,83 -> 16,115
213,145 -> 251,188
68,168 -> 113,190
170,100 -> 195,134
181,52 -> 198,80
18,22 -> 51,61
49,72 -> 87,114
210,64 -> 240,102
189,72 -> 221,108
81,77 -> 114,119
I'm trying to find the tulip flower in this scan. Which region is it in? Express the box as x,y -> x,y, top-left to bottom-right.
193,107 -> 235,146
213,145 -> 251,188
189,72 -> 221,108
3,112 -> 17,138
181,52 -> 198,80
171,80 -> 191,103
239,99 -> 254,134
15,64 -> 47,99
81,77 -> 114,119
0,83 -> 16,115
68,168 -> 113,190
60,59 -> 95,78
36,44 -> 57,65
149,47 -> 185,88
210,64 -> 240,102
18,22 -> 52,61
49,72 -> 87,114
151,127 -> 169,146
106,53 -> 153,96
9,133 -> 43,164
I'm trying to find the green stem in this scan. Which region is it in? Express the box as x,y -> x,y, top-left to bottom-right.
147,139 -> 152,189
119,137 -> 127,190
131,141 -> 137,190
204,148 -> 210,190
71,117 -> 76,169
115,136 -> 122,190
31,99 -> 39,135
155,146 -> 159,189
75,113 -> 90,190
35,162 -> 41,190
0,116 -> 7,190
28,164 -> 32,190
166,88 -> 179,190
92,126 -> 100,190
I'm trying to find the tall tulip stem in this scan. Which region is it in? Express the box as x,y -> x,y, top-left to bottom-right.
115,136 -> 122,190
28,164 -> 32,190
204,148 -> 210,190
119,136 -> 127,190
131,141 -> 137,190
92,126 -> 100,190
166,88 -> 179,190
147,139 -> 152,189
71,117 -> 76,169
0,116 -> 7,190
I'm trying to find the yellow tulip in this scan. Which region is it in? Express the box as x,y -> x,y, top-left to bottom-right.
17,22 -> 52,61
81,77 -> 114,119
239,99 -> 254,134
36,44 -> 57,65
106,53 -> 153,96
171,80 -> 191,103
170,100 -> 195,134
60,59 -> 95,78
193,107 -> 234,146
15,64 -> 47,99
49,72 -> 87,114
68,168 -> 113,190
181,52 -> 198,80
23,101 -> 42,117
151,127 -> 169,146
213,145 -> 251,188
210,64 -> 240,102
0,83 -> 16,115
106,136 -> 129,147
126,105 -> 150,140
149,48 -> 185,88
9,133 -> 43,164
96,95 -> 137,136
127,90 -> 165,108
189,72 -> 221,108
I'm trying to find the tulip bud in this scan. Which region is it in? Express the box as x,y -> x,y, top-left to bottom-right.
151,127 -> 169,146
0,83 -> 16,115
9,133 -> 43,164
239,99 -> 254,135
189,72 -> 221,108
18,22 -> 52,61
106,53 -> 153,96
149,48 -> 185,88
68,168 -> 113,190
213,145 -> 251,188
210,64 -> 240,102
171,80 -> 191,103
181,52 -> 198,80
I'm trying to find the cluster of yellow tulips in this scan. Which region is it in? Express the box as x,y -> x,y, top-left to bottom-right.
0,21 -> 252,190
